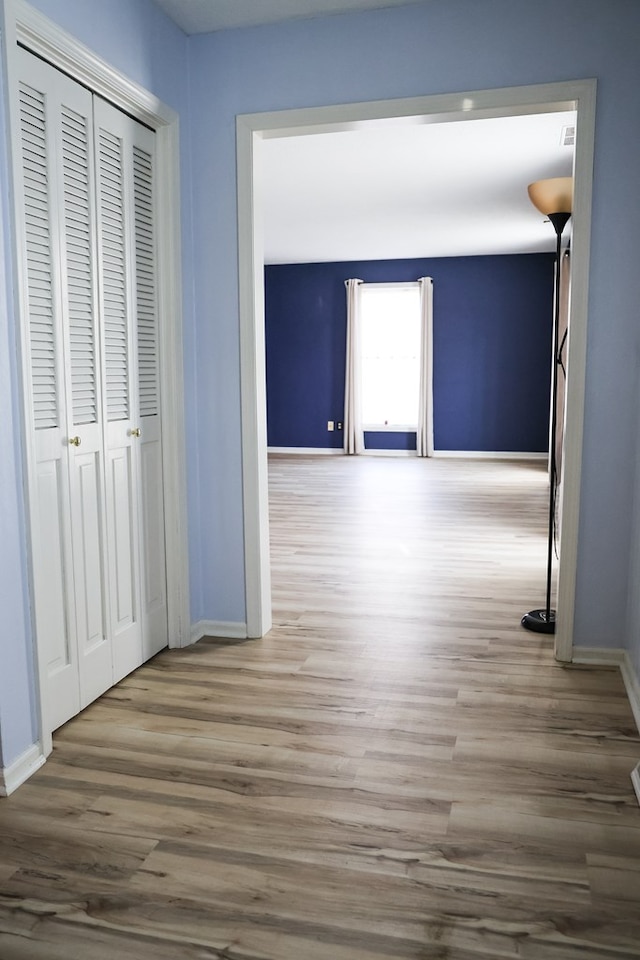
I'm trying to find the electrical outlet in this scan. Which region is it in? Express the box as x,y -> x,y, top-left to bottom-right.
336,421 -> 343,431
327,420 -> 334,431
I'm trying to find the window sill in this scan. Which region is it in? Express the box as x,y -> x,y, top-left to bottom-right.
363,425 -> 417,432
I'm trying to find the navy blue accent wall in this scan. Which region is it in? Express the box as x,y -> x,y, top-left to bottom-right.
265,254 -> 554,452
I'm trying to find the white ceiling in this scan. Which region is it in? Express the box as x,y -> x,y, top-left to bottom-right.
152,0 -> 426,34
150,2 -> 576,265
262,111 -> 576,264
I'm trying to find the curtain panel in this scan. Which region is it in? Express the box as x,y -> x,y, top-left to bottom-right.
344,278 -> 364,454
417,276 -> 434,457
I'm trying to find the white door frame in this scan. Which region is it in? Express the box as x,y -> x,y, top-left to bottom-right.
237,79 -> 597,661
4,0 -> 191,756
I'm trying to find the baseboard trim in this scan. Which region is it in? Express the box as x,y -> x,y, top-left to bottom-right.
431,450 -> 548,460
570,647 -> 626,667
0,743 -> 46,797
571,646 -> 640,808
621,652 -> 640,734
362,449 -> 415,457
268,447 -> 342,455
191,620 -> 248,643
632,763 -> 640,807
267,447 -> 548,460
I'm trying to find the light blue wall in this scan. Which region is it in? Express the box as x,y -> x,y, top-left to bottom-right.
626,402 -> 640,680
0,0 -> 191,769
188,0 -> 640,651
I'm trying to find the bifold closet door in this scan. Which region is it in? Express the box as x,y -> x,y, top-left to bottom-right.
17,48 -> 111,729
17,48 -> 168,733
94,97 -> 168,680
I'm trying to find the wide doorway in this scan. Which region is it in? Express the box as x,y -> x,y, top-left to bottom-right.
237,79 -> 596,662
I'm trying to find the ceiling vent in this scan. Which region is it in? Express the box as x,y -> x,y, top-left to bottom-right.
561,125 -> 576,147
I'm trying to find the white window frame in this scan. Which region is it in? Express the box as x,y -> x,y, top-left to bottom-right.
359,281 -> 422,433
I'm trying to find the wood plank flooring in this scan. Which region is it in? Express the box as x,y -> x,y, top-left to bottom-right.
1,455 -> 639,959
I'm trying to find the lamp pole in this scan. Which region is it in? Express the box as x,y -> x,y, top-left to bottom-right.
522,208 -> 570,634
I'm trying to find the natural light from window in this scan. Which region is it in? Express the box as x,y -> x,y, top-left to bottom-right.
360,283 -> 421,429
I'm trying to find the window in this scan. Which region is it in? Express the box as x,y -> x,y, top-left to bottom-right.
359,283 -> 422,429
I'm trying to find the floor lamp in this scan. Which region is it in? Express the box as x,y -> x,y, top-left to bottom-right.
522,176 -> 573,635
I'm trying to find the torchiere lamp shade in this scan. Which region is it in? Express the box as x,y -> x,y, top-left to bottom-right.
527,176 -> 573,216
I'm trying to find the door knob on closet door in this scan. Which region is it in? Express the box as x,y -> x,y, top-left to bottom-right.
69,436 -> 81,447
130,427 -> 141,438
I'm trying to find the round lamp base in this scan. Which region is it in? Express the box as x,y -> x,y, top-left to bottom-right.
521,609 -> 556,634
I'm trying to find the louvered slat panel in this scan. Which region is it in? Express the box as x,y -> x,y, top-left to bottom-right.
133,146 -> 157,417
98,129 -> 129,422
62,105 -> 96,426
19,82 -> 57,431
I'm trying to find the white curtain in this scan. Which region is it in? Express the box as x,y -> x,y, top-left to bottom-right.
344,278 -> 364,455
416,276 -> 434,457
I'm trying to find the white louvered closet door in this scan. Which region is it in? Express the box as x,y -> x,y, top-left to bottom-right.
17,49 -> 167,732
17,49 -> 111,728
94,97 -> 167,682
131,126 -> 168,661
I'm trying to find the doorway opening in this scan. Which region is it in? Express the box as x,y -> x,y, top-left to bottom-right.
236,81 -> 596,662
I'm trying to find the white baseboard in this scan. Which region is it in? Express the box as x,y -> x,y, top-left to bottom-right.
632,763 -> 640,807
0,743 -> 46,797
431,450 -> 548,460
563,646 -> 640,732
269,447 -> 416,457
191,620 -> 248,644
362,449 -> 415,457
570,647 -> 626,667
621,653 -> 640,734
268,447 -> 547,460
571,646 -> 640,808
268,447 -> 342,455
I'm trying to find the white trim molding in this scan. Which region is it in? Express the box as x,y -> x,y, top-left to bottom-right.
571,647 -> 640,733
191,620 -> 249,644
268,447 -> 343,455
14,1 -> 174,128
632,763 -> 640,808
570,647 -> 640,809
431,451 -> 548,460
362,449 -> 415,457
0,743 -> 45,797
237,79 -> 596,660
621,654 -> 640,735
268,447 -> 548,459
570,647 -> 626,666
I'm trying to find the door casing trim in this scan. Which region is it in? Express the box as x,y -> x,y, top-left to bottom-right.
236,79 -> 597,661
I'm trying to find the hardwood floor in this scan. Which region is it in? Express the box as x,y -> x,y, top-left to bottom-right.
1,454 -> 639,959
